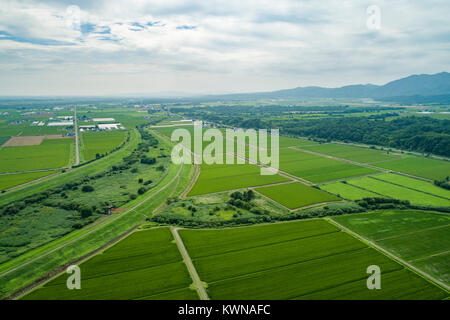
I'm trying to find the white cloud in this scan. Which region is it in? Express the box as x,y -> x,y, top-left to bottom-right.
0,0 -> 449,95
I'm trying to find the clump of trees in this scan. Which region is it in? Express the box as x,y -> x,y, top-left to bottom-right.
434,177 -> 450,190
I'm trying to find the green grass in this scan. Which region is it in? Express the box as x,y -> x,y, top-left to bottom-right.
22,228 -> 193,300
373,156 -> 450,181
188,163 -> 290,196
81,131 -> 127,161
334,210 -> 450,286
0,138 -> 73,173
320,181 -> 381,200
135,287 -> 199,300
347,176 -> 449,206
192,231 -> 366,283
301,143 -> 400,163
255,182 -> 341,209
373,173 -> 450,199
0,170 -> 59,191
279,148 -> 378,183
179,219 -> 339,259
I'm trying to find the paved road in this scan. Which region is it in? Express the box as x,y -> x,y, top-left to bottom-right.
328,218 -> 450,292
0,163 -> 184,279
74,106 -> 80,166
171,227 -> 209,300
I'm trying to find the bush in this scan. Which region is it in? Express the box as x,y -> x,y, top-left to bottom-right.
138,187 -> 147,195
81,185 -> 95,192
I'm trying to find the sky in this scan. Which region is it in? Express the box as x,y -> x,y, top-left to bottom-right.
0,0 -> 449,96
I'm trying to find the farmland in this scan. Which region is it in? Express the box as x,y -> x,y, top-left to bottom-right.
320,181 -> 381,200
372,157 -> 450,181
255,182 -> 341,209
333,210 -> 450,285
0,170 -> 59,191
0,137 -> 74,173
81,131 -> 127,161
373,173 -> 450,199
22,227 -> 197,300
279,148 -> 378,183
347,176 -> 450,206
301,143 -> 400,163
180,219 -> 447,299
188,163 -> 289,196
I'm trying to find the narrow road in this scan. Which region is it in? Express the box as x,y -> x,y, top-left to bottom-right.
74,106 -> 80,166
171,227 -> 209,300
0,163 -> 184,279
328,218 -> 450,292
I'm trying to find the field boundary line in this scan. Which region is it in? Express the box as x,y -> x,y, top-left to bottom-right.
377,224 -> 450,241
327,218 -> 450,292
171,227 -> 209,300
410,250 -> 450,263
181,164 -> 201,198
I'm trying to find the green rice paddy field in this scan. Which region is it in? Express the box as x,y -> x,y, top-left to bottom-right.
22,227 -> 198,300
347,176 -> 450,206
81,131 -> 127,161
279,148 -> 378,183
320,181 -> 381,200
180,219 -> 447,299
333,210 -> 450,286
255,182 -> 341,209
0,170 -> 59,191
300,143 -> 450,181
188,163 -> 289,196
0,138 -> 74,173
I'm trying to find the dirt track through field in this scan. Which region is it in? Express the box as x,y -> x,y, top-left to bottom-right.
171,227 -> 209,300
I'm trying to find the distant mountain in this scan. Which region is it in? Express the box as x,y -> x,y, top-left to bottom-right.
199,72 -> 450,102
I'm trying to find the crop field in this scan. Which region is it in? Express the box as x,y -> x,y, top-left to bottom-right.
22,227 -> 197,300
347,176 -> 450,206
255,182 -> 341,209
334,210 -> 450,286
81,131 -> 127,161
0,137 -> 74,173
320,181 -> 381,200
279,148 -> 378,183
373,173 -> 450,199
180,219 -> 447,299
0,170 -> 59,191
372,156 -> 450,181
301,143 -> 400,163
188,163 -> 290,196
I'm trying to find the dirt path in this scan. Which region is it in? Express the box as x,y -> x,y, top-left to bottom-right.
328,218 -> 450,292
170,227 -> 209,300
0,163 -> 184,279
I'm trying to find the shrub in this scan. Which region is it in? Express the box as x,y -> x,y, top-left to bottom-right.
81,185 -> 95,192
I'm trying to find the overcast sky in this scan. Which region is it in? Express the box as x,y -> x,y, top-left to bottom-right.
0,0 -> 449,96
